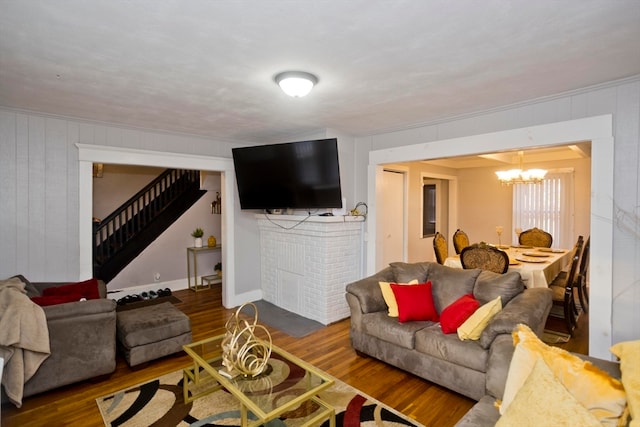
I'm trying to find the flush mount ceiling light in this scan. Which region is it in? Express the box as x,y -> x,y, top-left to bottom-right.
275,71 -> 318,97
495,151 -> 547,185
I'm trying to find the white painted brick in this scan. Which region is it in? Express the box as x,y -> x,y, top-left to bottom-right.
257,215 -> 363,325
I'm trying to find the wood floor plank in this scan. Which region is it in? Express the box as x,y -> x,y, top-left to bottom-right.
1,285 -> 588,427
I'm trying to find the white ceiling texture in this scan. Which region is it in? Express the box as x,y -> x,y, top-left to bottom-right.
1,0 -> 639,149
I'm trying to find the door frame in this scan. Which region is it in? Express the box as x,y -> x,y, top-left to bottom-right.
421,171 -> 458,258
77,144 -> 237,308
367,115 -> 613,359
378,167 -> 408,270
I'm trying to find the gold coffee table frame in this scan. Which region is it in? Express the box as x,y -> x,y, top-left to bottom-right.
183,334 -> 335,427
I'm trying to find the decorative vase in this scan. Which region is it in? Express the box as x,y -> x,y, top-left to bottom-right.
208,235 -> 217,247
194,237 -> 203,248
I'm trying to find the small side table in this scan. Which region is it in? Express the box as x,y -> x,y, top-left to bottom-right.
201,274 -> 222,288
186,245 -> 221,292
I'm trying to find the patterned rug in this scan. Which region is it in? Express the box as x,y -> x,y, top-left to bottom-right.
544,306 -> 580,343
96,357 -> 422,427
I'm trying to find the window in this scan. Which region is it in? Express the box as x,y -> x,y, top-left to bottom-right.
512,170 -> 574,248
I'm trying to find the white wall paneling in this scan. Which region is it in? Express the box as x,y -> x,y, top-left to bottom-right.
0,108 -> 261,309
0,112 -> 17,272
354,79 -> 640,358
2,77 -> 639,356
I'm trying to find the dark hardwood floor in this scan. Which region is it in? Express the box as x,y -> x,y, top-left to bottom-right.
1,286 -> 588,427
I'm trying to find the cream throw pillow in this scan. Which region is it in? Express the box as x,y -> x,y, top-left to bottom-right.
457,296 -> 501,340
379,279 -> 418,317
500,324 -> 627,426
496,358 -> 602,427
611,340 -> 640,427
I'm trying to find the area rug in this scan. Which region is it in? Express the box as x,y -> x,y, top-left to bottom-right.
243,300 -> 324,338
544,305 -> 580,344
542,329 -> 571,344
97,356 -> 422,427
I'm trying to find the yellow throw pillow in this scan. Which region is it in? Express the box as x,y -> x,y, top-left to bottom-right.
379,279 -> 418,317
457,296 -> 501,340
611,340 -> 640,427
500,324 -> 627,426
496,358 -> 602,427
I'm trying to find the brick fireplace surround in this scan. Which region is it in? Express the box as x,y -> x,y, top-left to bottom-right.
257,214 -> 365,325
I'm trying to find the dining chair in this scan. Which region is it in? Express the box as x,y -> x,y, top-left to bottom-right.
460,242 -> 509,274
433,232 -> 448,264
548,236 -> 584,336
518,227 -> 553,248
452,229 -> 470,255
553,235 -> 590,316
575,236 -> 590,313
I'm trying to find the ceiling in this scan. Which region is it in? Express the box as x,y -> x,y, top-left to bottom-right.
1,1 -> 639,144
424,142 -> 592,169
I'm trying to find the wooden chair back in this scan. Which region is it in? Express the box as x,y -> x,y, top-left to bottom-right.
576,236 -> 590,312
460,242 -> 509,274
519,227 -> 553,248
433,232 -> 448,264
452,229 -> 470,255
549,235 -> 584,335
563,236 -> 584,295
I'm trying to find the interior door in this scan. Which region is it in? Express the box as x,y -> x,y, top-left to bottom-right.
380,169 -> 405,269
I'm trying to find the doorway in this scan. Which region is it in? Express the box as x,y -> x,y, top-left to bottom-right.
77,144 -> 238,308
422,177 -> 450,261
366,115 -> 614,359
379,169 -> 406,270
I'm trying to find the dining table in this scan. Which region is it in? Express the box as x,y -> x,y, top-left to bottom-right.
444,245 -> 573,288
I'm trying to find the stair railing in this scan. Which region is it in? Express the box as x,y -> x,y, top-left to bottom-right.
94,169 -> 200,263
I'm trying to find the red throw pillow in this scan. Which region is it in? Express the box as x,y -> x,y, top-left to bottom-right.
42,278 -> 100,300
31,293 -> 83,306
391,281 -> 439,323
440,294 -> 480,334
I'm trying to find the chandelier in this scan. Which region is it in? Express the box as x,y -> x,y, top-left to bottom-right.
495,151 -> 547,185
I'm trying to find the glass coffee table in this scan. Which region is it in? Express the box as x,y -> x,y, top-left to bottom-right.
183,334 -> 335,427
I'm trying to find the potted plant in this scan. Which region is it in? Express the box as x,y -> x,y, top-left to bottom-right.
214,262 -> 222,277
191,227 -> 204,248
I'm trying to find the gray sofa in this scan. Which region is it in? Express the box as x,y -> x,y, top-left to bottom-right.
4,278 -> 117,401
345,261 -> 552,401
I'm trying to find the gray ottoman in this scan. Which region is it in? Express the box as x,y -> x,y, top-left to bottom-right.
116,302 -> 192,367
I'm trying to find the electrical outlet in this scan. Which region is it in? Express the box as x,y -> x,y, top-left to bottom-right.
154,272 -> 161,282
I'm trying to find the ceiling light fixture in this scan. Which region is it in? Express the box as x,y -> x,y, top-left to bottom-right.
275,71 -> 318,97
495,151 -> 547,185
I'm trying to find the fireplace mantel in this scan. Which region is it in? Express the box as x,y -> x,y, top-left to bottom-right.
256,214 -> 364,325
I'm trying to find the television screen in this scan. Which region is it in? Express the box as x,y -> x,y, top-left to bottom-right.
232,138 -> 343,210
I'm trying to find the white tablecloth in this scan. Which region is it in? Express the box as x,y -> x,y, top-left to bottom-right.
444,247 -> 573,288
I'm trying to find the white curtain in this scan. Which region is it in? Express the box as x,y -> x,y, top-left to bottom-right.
512,170 -> 575,248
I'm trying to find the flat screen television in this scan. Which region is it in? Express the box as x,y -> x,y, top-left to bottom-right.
232,138 -> 343,210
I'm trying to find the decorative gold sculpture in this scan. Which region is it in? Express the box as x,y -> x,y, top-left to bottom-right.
220,302 -> 272,378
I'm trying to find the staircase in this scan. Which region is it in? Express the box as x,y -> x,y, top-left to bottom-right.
93,169 -> 206,283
